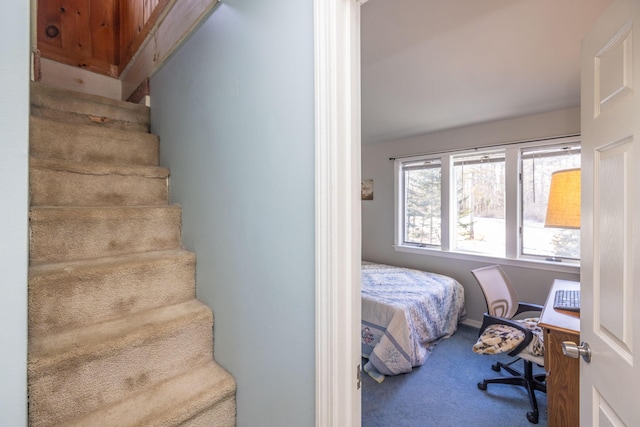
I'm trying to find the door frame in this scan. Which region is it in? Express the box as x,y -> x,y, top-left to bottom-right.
314,0 -> 362,426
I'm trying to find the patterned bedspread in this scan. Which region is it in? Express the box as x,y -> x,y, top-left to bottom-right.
361,261 -> 466,382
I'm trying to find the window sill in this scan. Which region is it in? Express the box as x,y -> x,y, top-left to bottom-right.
393,244 -> 580,275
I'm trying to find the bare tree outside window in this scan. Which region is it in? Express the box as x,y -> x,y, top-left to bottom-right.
403,159 -> 441,246
453,152 -> 505,256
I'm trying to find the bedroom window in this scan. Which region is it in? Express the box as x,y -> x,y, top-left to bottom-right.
393,136 -> 581,265
521,143 -> 581,260
453,151 -> 505,256
402,158 -> 441,247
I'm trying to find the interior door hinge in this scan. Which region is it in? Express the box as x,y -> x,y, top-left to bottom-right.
357,364 -> 361,390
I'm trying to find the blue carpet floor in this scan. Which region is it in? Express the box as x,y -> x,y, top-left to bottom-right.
362,323 -> 547,427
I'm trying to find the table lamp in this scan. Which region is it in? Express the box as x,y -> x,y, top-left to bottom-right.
544,168 -> 581,229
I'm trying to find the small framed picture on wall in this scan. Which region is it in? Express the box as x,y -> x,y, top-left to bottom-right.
361,179 -> 373,200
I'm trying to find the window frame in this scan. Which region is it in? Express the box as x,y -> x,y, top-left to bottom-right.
400,156 -> 443,248
393,136 -> 581,274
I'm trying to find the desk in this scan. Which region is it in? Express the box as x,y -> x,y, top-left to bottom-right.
538,279 -> 580,427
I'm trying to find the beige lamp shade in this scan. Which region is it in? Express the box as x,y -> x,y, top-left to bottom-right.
544,168 -> 581,229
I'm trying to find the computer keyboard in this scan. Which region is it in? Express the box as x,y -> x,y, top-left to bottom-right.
553,289 -> 580,312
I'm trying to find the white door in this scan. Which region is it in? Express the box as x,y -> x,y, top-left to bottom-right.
580,0 -> 640,424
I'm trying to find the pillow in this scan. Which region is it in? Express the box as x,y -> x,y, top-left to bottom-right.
473,317 -> 544,356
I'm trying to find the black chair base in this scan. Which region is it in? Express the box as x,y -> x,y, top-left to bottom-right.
477,358 -> 546,424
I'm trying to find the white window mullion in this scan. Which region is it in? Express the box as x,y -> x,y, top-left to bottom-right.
504,147 -> 520,258
393,159 -> 403,247
441,154 -> 452,251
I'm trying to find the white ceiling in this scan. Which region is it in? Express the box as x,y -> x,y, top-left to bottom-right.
361,0 -> 613,144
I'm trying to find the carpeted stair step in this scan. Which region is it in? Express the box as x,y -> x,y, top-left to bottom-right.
28,300 -> 217,427
64,361 -> 236,427
30,116 -> 159,166
27,82 -> 236,426
30,81 -> 150,133
30,157 -> 169,206
28,300 -> 218,426
29,249 -> 196,337
29,205 -> 182,265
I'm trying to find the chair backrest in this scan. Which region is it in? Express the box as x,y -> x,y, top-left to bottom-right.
471,265 -> 519,319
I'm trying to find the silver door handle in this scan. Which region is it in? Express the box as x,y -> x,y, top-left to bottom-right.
562,341 -> 591,363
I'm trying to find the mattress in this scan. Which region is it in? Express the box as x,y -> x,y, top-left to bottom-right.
361,261 -> 466,382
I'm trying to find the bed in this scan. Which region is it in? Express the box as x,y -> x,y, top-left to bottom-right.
361,261 -> 466,382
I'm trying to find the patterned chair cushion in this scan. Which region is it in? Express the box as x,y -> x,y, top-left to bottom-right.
473,317 -> 544,356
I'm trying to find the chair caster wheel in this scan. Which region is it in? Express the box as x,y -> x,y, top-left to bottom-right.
491,363 -> 501,372
526,411 -> 539,424
477,382 -> 487,390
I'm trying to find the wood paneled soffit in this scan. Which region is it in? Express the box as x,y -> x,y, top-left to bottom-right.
36,0 -> 218,90
37,0 -> 121,77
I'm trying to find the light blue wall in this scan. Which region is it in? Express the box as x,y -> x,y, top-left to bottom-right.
0,2 -> 30,426
150,1 -> 315,425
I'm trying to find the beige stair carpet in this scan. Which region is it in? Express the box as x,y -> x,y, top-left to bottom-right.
27,81 -> 236,426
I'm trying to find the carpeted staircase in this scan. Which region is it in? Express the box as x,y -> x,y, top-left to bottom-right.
27,81 -> 236,426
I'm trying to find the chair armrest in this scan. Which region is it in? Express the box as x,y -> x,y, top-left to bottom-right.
514,302 -> 543,316
478,313 -> 534,357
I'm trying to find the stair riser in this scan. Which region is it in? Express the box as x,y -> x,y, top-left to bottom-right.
29,252 -> 196,337
29,207 -> 182,264
30,167 -> 169,207
28,315 -> 214,427
31,106 -> 150,133
30,117 -> 159,166
31,81 -> 150,130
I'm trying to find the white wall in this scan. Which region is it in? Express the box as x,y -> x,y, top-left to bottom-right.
0,2 -> 30,426
362,108 -> 582,323
150,1 -> 315,425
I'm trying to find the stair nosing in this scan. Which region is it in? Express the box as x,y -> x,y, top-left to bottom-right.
30,157 -> 170,178
29,115 -> 157,140
28,248 -> 195,275
30,204 -> 181,212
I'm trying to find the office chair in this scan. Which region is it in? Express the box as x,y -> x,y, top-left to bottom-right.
471,265 -> 547,424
